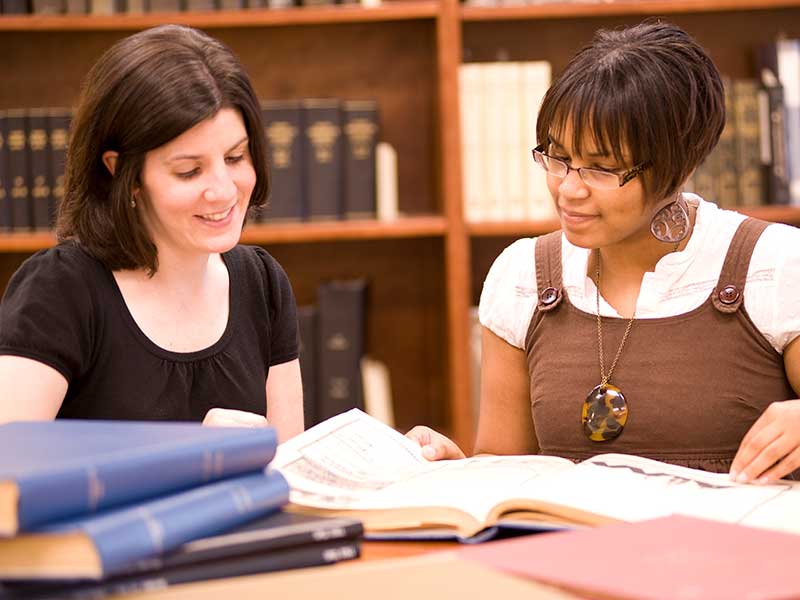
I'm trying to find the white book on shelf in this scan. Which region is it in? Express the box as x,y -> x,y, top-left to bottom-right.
521,60 -> 555,220
376,141 -> 399,221
483,63 -> 510,222
361,356 -> 394,428
500,63 -> 526,222
459,63 -> 488,223
777,39 -> 800,205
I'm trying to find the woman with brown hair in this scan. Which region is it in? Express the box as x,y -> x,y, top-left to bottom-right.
408,20 -> 800,484
0,25 -> 303,439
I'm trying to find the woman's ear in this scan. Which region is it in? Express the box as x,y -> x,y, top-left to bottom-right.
102,151 -> 118,175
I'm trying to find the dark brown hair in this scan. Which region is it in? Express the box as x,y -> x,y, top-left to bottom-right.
57,24 -> 269,274
536,20 -> 725,202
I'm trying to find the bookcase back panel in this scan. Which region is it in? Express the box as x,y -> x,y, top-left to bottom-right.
0,21 -> 440,217
264,237 -> 447,433
463,8 -> 800,79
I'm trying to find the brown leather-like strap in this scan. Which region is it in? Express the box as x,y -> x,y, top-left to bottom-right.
712,218 -> 770,314
535,231 -> 563,312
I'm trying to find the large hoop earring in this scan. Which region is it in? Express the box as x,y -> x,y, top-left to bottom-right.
650,196 -> 690,243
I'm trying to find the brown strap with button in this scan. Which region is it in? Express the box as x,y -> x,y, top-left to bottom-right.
535,231 -> 564,312
712,218 -> 770,314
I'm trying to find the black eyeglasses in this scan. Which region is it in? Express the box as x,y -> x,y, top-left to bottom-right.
532,145 -> 651,190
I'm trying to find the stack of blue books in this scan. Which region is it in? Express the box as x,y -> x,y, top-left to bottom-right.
0,421 -> 361,598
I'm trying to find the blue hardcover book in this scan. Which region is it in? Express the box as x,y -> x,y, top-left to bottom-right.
0,470 -> 289,580
0,421 -> 278,536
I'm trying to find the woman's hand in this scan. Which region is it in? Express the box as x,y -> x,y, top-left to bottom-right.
202,408 -> 270,427
405,426 -> 466,461
730,400 -> 800,483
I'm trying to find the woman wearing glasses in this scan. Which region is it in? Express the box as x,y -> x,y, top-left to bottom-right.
408,20 -> 800,483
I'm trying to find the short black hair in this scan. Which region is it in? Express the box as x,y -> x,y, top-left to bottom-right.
536,20 -> 725,201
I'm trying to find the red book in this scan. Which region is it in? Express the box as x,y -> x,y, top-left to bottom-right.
461,514 -> 800,600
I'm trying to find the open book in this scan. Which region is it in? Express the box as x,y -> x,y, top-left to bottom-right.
272,409 -> 800,539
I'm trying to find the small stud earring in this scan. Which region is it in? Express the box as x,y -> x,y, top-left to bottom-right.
130,198 -> 136,209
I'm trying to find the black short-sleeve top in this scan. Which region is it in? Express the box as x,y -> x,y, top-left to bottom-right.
0,241 -> 299,421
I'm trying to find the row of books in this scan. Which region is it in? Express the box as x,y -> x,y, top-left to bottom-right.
685,74 -> 792,208
0,98 -> 379,232
0,0 -> 369,14
459,60 -> 557,223
257,99 -> 380,224
0,421 -> 361,598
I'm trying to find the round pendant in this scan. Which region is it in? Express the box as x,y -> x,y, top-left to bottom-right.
582,383 -> 628,442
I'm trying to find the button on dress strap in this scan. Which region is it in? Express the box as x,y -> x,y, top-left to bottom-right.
712,218 -> 770,314
535,231 -> 564,312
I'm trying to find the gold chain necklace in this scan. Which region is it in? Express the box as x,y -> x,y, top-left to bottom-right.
581,249 -> 634,442
582,242 -> 681,441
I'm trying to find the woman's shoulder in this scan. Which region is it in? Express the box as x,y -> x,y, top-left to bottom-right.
7,240 -> 105,292
226,244 -> 287,280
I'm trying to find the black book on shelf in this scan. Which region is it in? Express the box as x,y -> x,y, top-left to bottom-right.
302,99 -> 342,221
342,100 -> 379,220
6,110 -> 31,231
2,0 -> 29,12
758,69 -> 791,205
27,109 -> 52,230
262,100 -> 305,222
3,512 -> 363,599
48,109 -> 71,226
0,111 -> 9,232
317,279 -> 367,422
297,305 -> 319,429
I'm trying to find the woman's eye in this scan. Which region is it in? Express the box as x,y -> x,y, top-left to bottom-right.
226,154 -> 245,165
176,168 -> 200,179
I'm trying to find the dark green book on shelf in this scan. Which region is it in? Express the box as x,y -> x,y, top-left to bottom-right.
5,110 -> 30,231
343,100 -> 379,220
0,420 -> 279,536
48,109 -> 71,227
27,109 -> 52,230
262,100 -> 305,222
317,279 -> 367,422
0,111 -> 9,232
303,99 -> 342,221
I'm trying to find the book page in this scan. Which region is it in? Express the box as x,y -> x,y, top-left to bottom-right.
515,453 -> 797,531
272,410 -> 574,521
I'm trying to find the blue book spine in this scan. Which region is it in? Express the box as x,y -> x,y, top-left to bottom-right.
42,471 -> 290,577
6,423 -> 278,531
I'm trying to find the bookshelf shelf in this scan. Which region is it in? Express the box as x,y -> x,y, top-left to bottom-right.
0,216 -> 448,252
0,1 -> 439,30
241,216 -> 448,244
461,0 -> 800,21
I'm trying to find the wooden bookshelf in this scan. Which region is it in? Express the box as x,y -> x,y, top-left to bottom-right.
0,1 -> 439,30
461,0 -> 800,21
2,0 -> 800,448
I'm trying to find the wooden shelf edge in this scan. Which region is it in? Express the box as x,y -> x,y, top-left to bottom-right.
0,1 -> 439,31
240,215 -> 448,244
0,217 -> 447,251
467,217 -> 561,237
461,0 -> 800,21
467,205 -> 800,237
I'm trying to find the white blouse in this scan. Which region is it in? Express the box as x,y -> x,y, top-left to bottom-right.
479,195 -> 800,354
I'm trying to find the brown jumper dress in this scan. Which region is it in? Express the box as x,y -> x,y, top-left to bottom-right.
525,218 -> 797,474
